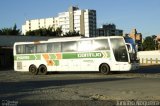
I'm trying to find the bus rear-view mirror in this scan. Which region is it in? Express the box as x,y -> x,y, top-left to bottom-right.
125,43 -> 132,53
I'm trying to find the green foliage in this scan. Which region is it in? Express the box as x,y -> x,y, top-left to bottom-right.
0,24 -> 21,35
25,27 -> 62,36
142,35 -> 157,50
56,27 -> 63,36
63,31 -> 84,37
0,24 -> 83,37
25,27 -> 84,37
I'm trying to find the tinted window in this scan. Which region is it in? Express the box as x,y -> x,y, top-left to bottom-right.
36,44 -> 47,53
47,42 -> 61,53
78,40 -> 93,51
124,38 -> 136,51
25,44 -> 36,54
110,38 -> 128,62
16,45 -> 25,54
62,41 -> 77,52
93,39 -> 110,50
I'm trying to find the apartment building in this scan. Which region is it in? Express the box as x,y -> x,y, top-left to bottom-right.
96,24 -> 123,36
22,6 -> 96,37
129,29 -> 143,50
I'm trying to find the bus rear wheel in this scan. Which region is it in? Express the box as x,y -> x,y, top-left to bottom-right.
99,63 -> 110,75
29,65 -> 38,75
38,65 -> 47,75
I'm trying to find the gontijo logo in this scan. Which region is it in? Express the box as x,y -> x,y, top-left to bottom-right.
77,52 -> 102,58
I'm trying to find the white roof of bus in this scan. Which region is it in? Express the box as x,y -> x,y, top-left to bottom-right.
48,36 -> 123,42
14,36 -> 124,45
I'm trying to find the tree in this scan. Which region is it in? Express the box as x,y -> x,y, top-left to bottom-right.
12,24 -> 21,35
26,27 -> 58,36
0,28 -> 12,35
63,31 -> 84,37
25,27 -> 84,37
0,24 -> 21,35
56,27 -> 62,36
142,35 -> 157,50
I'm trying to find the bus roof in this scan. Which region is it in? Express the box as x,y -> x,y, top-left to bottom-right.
48,36 -> 123,41
14,36 -> 124,45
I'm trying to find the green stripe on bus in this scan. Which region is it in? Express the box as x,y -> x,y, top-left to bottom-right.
49,54 -> 57,59
14,52 -> 110,61
63,53 -> 78,59
62,52 -> 110,59
14,55 -> 41,60
53,60 -> 59,66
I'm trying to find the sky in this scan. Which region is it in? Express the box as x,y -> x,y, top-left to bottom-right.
0,0 -> 160,37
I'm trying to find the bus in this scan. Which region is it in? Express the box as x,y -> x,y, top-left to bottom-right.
13,36 -> 139,75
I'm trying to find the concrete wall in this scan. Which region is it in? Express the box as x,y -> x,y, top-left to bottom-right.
137,50 -> 160,64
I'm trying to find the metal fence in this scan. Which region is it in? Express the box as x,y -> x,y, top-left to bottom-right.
138,50 -> 160,64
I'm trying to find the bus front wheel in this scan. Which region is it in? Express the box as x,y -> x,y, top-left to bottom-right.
29,65 -> 38,75
38,65 -> 47,75
99,63 -> 110,75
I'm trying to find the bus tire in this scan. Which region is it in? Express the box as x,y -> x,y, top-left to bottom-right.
99,63 -> 110,75
38,65 -> 47,75
29,65 -> 38,75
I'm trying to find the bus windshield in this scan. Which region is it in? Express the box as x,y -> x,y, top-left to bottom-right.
124,37 -> 139,62
110,38 -> 128,62
124,38 -> 136,53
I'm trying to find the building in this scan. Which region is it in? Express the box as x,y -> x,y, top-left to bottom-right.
22,6 -> 97,37
96,24 -> 123,36
129,29 -> 143,50
0,35 -> 52,70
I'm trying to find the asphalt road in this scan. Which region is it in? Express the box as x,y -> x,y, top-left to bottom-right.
0,65 -> 160,105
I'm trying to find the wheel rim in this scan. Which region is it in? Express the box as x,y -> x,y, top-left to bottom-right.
101,66 -> 107,73
40,67 -> 45,73
39,65 -> 47,75
29,65 -> 37,75
100,64 -> 110,74
31,67 -> 36,73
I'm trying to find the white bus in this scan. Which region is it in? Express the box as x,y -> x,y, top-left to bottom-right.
13,36 -> 139,75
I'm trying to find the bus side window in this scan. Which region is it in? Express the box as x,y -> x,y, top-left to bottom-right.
62,41 -> 77,52
47,43 -> 54,53
93,39 -> 110,50
25,44 -> 36,54
78,40 -> 93,51
16,45 -> 25,54
47,42 -> 61,53
36,44 -> 47,53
